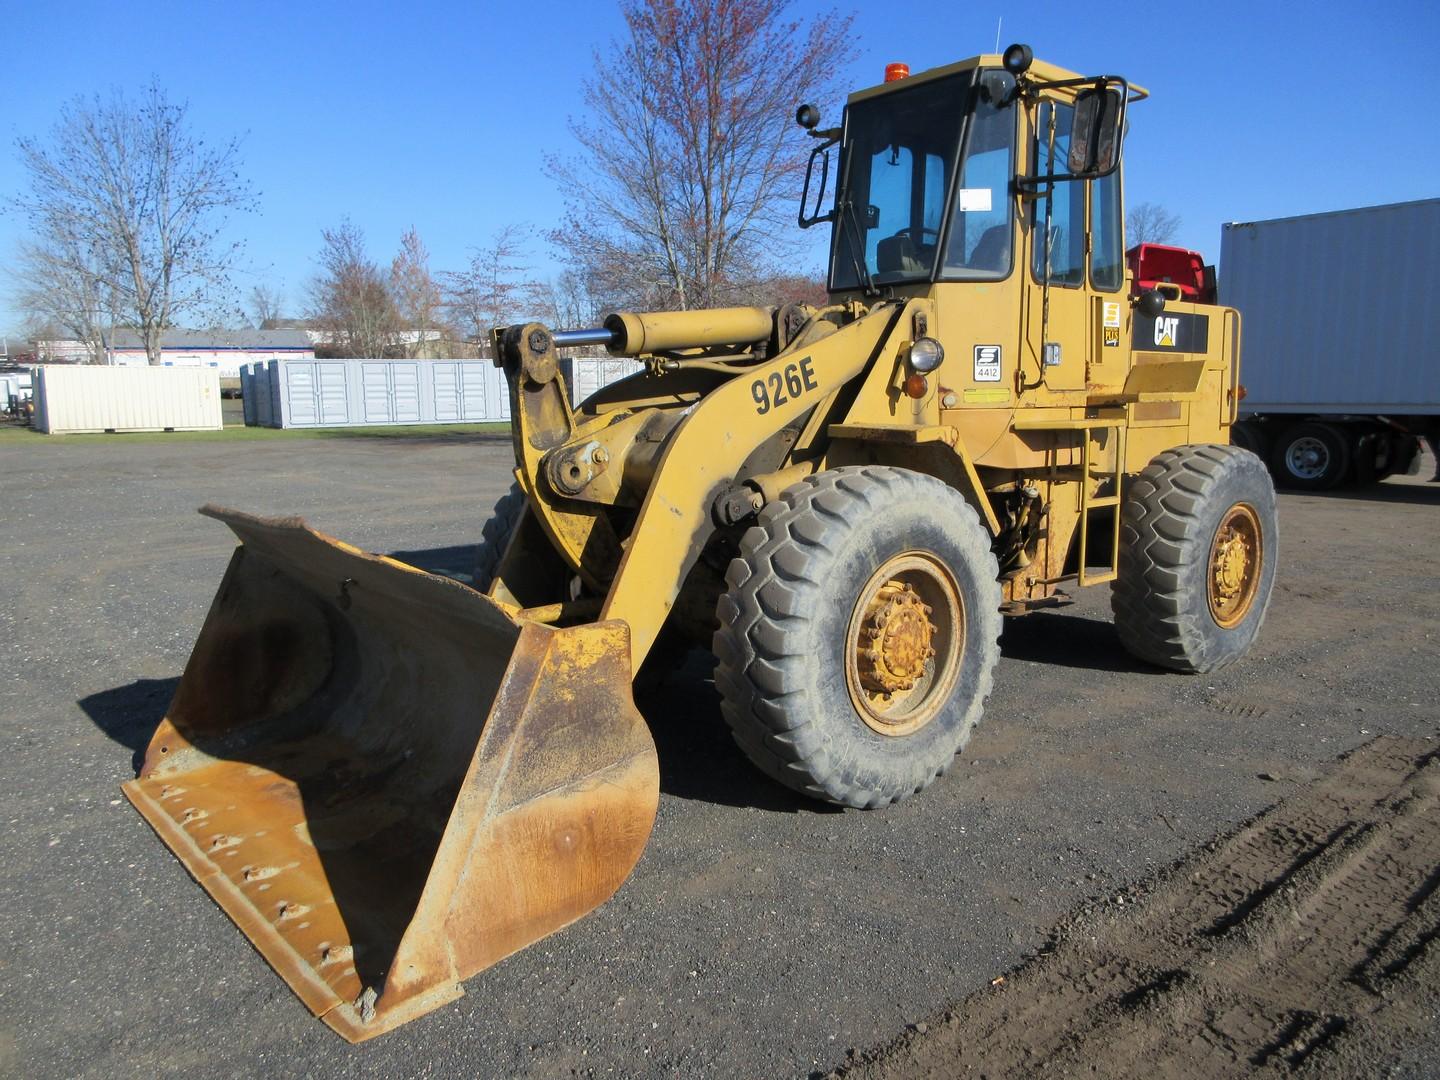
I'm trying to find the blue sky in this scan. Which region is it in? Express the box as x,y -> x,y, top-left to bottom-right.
2,0 -> 1437,334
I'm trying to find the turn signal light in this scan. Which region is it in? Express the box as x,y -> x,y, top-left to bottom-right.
903,373 -> 928,399
885,63 -> 910,83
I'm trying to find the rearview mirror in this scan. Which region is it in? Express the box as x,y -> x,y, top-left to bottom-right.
1069,84 -> 1124,176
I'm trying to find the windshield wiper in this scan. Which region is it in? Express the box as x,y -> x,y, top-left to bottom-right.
837,196 -> 878,297
834,146 -> 877,297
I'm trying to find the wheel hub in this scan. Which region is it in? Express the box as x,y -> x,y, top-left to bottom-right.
1286,436 -> 1329,479
856,581 -> 936,695
844,552 -> 965,738
1207,504 -> 1263,629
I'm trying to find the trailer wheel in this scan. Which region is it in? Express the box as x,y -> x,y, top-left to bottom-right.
713,466 -> 1001,808
1112,444 -> 1277,674
1270,421 -> 1350,489
473,483 -> 527,590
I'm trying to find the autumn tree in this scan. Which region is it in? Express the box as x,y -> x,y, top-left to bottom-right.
442,226 -> 538,353
308,219 -> 401,358
550,0 -> 854,312
10,83 -> 256,364
390,228 -> 445,357
532,269 -> 604,330
1127,202 -> 1181,245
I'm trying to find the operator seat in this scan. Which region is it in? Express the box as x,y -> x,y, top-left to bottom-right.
968,225 -> 1010,272
876,233 -> 926,275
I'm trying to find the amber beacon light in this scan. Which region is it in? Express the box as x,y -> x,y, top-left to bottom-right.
884,62 -> 910,82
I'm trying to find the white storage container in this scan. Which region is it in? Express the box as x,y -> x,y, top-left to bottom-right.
563,356 -> 646,407
33,365 -> 223,434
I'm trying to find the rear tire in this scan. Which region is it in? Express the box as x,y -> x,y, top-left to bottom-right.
713,466 -> 1001,808
473,484 -> 527,590
1112,444 -> 1277,674
1269,421 -> 1350,490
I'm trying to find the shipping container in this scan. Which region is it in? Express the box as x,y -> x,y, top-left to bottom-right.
1221,199 -> 1440,488
253,361 -> 275,427
261,358 -> 510,428
242,356 -> 651,429
562,356 -> 647,406
239,364 -> 258,426
33,366 -> 222,434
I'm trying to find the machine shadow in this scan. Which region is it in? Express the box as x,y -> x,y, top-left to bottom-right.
387,544 -> 477,580
77,677 -> 180,771
637,649 -> 831,815
1290,480 -> 1440,508
388,544 -> 825,814
999,611 -> 1159,675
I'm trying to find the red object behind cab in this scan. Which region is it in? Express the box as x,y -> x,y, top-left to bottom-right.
885,63 -> 910,82
1126,243 -> 1215,303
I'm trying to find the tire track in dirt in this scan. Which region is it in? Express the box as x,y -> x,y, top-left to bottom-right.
824,736 -> 1440,1079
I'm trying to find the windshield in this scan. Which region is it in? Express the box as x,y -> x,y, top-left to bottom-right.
830,72 -> 1016,290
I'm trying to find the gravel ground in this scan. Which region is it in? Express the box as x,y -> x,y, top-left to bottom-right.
1,432 -> 1436,1078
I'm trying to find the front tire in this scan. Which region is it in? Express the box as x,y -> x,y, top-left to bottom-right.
473,483 -> 527,590
713,466 -> 1001,808
1112,444 -> 1277,674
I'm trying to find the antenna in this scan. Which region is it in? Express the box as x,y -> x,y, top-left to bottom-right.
994,17 -> 1002,53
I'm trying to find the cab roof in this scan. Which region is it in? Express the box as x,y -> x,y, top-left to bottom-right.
846,53 -> 1148,105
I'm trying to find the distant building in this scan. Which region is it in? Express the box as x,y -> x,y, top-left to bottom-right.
260,318 -> 454,358
32,338 -> 95,363
107,329 -> 315,376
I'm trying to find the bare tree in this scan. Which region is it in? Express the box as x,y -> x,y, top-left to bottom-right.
390,228 -> 444,357
532,269 -> 604,330
10,83 -> 256,365
1127,202 -> 1182,246
308,219 -> 400,358
442,226 -> 538,352
249,284 -> 285,328
550,0 -> 855,312
13,240 -> 115,362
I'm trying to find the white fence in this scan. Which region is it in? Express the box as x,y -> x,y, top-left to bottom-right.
33,366 -> 222,434
242,357 -> 647,428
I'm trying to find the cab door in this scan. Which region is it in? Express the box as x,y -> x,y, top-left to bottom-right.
1021,98 -> 1091,393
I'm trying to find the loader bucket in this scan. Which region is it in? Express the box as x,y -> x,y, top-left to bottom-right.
122,507 -> 659,1042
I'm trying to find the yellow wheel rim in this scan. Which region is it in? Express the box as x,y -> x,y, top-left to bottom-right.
844,553 -> 964,737
1207,504 -> 1263,629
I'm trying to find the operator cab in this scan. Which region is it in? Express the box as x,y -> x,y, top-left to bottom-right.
797,46 -> 1135,297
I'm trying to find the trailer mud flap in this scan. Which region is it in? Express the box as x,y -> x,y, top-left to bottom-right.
123,507 -> 658,1041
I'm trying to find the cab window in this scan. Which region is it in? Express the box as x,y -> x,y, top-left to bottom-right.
1089,168 -> 1124,291
941,91 -> 1016,279
1030,101 -> 1085,286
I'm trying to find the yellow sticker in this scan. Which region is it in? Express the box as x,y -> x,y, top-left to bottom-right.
962,388 -> 1012,405
1103,301 -> 1121,328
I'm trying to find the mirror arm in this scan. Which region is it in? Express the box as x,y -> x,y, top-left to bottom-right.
798,136 -> 840,229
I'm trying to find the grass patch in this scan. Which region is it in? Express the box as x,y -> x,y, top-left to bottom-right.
0,422 -> 510,445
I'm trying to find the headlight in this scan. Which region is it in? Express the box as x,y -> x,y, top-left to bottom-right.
908,337 -> 944,373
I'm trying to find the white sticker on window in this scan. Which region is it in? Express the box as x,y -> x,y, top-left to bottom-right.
973,345 -> 1001,383
958,188 -> 993,213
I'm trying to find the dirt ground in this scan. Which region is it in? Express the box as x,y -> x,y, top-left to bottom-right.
0,432 -> 1436,1078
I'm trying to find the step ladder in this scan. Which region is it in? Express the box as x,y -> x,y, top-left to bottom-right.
1012,415 -> 1128,586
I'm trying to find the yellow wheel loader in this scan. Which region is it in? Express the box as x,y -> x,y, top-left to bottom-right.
125,44 -> 1277,1040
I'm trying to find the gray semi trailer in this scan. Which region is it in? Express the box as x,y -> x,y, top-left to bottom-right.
1221,199 -> 1439,488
